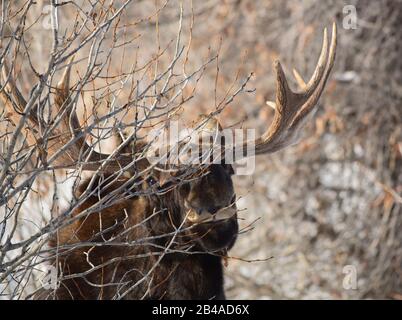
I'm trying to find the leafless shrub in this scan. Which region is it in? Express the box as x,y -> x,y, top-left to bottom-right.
1,0 -> 401,300
0,0 -> 244,299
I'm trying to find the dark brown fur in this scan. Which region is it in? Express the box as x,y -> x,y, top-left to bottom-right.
36,164 -> 238,300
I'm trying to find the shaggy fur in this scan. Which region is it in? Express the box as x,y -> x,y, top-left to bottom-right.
35,164 -> 238,300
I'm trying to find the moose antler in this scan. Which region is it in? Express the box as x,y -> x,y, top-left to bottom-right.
0,57 -> 146,172
239,23 -> 337,156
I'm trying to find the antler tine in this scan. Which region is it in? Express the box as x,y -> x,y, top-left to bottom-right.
291,22 -> 337,126
268,26 -> 329,112
53,56 -> 82,141
238,23 -> 337,156
292,68 -> 307,89
50,57 -> 145,172
302,27 -> 329,95
1,59 -> 27,112
273,60 -> 293,113
57,56 -> 74,99
0,58 -> 39,149
291,26 -> 329,96
0,56 -> 145,172
47,55 -> 91,168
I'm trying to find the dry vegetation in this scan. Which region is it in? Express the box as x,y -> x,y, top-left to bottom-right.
0,0 -> 401,299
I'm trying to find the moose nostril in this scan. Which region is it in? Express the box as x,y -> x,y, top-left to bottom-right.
208,206 -> 220,214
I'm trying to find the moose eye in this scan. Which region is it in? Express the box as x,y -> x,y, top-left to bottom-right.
147,176 -> 157,186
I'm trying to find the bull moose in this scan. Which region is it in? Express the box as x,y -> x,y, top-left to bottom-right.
0,23 -> 336,300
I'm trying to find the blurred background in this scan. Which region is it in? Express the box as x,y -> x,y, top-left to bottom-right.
1,0 -> 401,299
